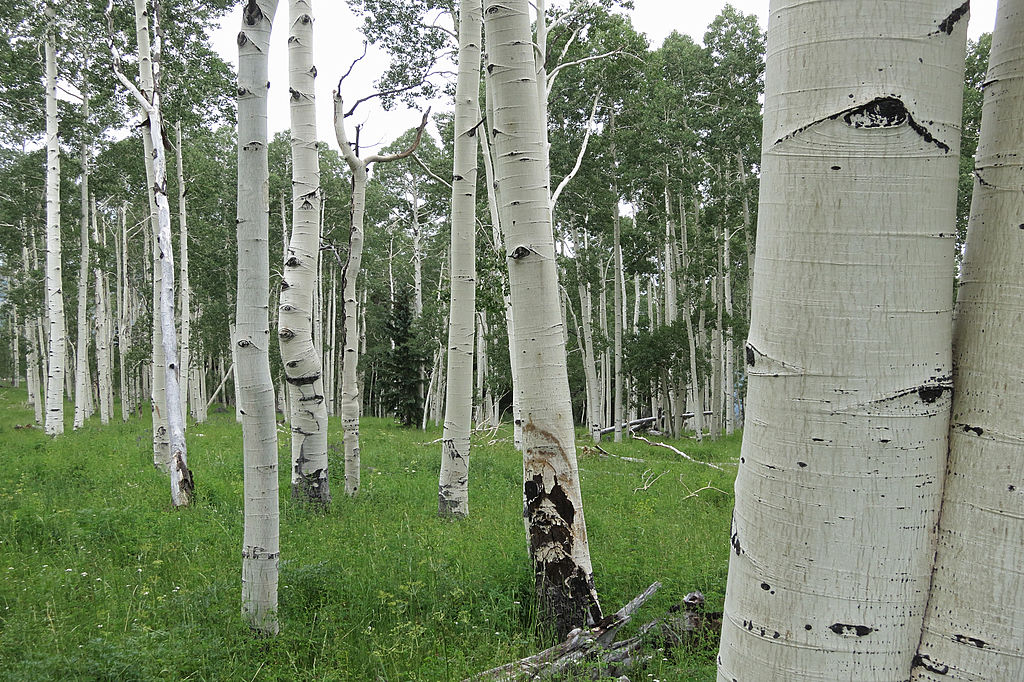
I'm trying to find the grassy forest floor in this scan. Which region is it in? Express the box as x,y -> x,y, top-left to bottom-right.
0,387 -> 740,681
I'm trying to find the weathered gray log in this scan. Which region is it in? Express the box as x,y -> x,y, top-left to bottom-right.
468,583 -> 661,681
632,435 -> 724,471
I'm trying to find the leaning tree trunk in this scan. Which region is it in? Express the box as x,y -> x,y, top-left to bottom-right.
437,0 -> 481,518
483,0 -> 602,639
43,2 -> 66,437
237,0 -> 281,636
278,0 -> 329,505
716,1 -> 967,679
913,3 -> 1024,678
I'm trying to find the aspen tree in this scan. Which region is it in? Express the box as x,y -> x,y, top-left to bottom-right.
334,82 -> 428,497
717,1 -> 966,678
108,0 -> 193,506
92,196 -> 112,424
483,0 -> 602,638
237,0 -> 280,635
175,122 -> 190,421
437,0 -> 481,516
914,2 -> 1024,678
278,0 -> 329,505
74,99 -> 92,430
43,1 -> 66,437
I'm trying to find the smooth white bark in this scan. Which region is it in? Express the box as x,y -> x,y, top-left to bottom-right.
279,0 -> 329,504
237,0 -> 280,636
43,3 -> 66,437
74,132 -> 92,430
717,2 -> 966,678
483,0 -> 601,638
914,3 -> 1024,678
92,196 -> 112,424
437,0 -> 481,517
175,121 -> 190,423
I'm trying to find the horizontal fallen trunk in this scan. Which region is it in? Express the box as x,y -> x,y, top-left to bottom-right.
599,412 -> 712,436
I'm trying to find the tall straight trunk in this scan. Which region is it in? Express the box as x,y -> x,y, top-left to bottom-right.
736,149 -> 755,323
680,194 -> 704,441
716,2 -> 966,678
92,196 -> 112,424
118,204 -> 130,422
278,0 -> 329,505
112,0 -> 192,505
576,275 -> 601,443
24,243 -> 43,424
612,135 -> 623,443
479,98 -> 521,449
483,0 -> 602,638
175,121 -> 190,422
914,4 -> 1024,678
43,3 -> 66,437
723,227 -> 734,436
74,128 -> 92,430
129,0 -> 168,468
237,0 -> 280,636
711,218 -> 723,439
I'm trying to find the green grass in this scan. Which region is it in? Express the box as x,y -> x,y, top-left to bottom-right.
0,387 -> 739,681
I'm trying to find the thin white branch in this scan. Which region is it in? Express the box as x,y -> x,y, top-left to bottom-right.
550,89 -> 601,212
633,434 -> 724,471
547,50 -> 623,96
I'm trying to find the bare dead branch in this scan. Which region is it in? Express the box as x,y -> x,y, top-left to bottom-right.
366,108 -> 431,165
337,42 -> 368,92
632,434 -> 724,471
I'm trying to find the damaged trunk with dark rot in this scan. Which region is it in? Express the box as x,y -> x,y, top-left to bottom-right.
481,0 -> 602,639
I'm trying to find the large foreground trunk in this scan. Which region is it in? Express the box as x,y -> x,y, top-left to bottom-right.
237,0 -> 280,636
914,2 -> 1024,678
717,1 -> 966,679
483,0 -> 602,639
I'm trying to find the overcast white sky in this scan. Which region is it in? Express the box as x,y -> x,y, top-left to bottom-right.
210,1 -> 997,153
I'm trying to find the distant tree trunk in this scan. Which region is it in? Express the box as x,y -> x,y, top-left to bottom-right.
438,0 -> 480,517
237,0 -> 280,637
483,0 -> 602,639
679,193 -> 704,441
24,242 -> 43,425
118,204 -> 130,422
723,227 -> 734,436
43,3 -> 66,437
278,0 -> 329,505
74,133 -> 92,430
175,121 -> 190,422
92,196 -> 112,424
716,1 -> 966,678
914,3 -> 1024,678
612,124 -> 623,444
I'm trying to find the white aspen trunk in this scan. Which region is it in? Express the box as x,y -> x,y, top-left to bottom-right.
483,0 -> 601,638
111,0 -> 192,504
12,310 -> 19,389
412,196 -> 423,318
737,149 -> 755,324
723,228 -> 735,436
118,204 -> 130,422
24,243 -> 43,425
73,132 -> 92,430
92,196 -> 112,424
680,194 -> 704,441
438,0 -> 481,514
175,121 -> 190,422
612,166 -> 623,442
577,280 -> 601,443
326,269 -> 337,416
278,0 -> 329,504
129,0 -> 169,468
480,102 -> 521,449
599,269 -> 610,430
237,0 -> 280,636
43,3 -> 65,436
716,2 -> 966,678
711,219 -> 723,439
229,323 -> 242,422
43,3 -> 66,437
913,3 -> 1024,678
474,311 -> 486,425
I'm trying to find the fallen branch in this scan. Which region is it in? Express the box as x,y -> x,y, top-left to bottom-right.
632,434 -> 724,471
581,444 -> 645,463
468,583 -> 661,681
633,469 -> 668,493
681,481 -> 730,501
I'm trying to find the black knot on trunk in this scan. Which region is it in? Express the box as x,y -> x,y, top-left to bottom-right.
509,245 -> 531,260
243,0 -> 263,25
